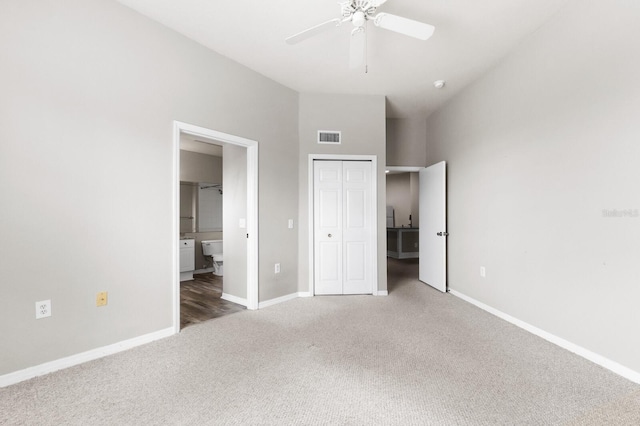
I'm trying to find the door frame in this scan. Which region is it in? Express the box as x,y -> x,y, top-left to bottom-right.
173,121 -> 259,334
386,164 -> 448,292
308,154 -> 379,296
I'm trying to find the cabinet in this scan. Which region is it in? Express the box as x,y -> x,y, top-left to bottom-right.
179,238 -> 195,281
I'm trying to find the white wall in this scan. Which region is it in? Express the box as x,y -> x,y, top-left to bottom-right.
426,0 -> 640,374
0,0 -> 298,376
298,93 -> 387,294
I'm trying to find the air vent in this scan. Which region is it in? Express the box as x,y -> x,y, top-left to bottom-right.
318,130 -> 341,144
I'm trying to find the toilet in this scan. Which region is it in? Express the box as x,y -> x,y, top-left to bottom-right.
202,240 -> 223,276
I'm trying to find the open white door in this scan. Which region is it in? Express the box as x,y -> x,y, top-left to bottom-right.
419,161 -> 447,292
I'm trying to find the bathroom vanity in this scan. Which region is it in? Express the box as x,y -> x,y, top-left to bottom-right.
179,238 -> 195,281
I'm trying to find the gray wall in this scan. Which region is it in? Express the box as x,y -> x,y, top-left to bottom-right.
0,0 -> 298,375
297,93 -> 387,294
386,118 -> 427,167
222,144 -> 247,299
386,173 -> 419,228
410,172 -> 419,229
180,150 -> 222,184
426,0 -> 640,373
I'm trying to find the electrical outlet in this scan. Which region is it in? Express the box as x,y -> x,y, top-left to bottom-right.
275,263 -> 281,274
288,219 -> 294,229
35,300 -> 51,319
480,266 -> 486,278
96,291 -> 108,307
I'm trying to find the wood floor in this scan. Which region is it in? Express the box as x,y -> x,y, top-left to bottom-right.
180,273 -> 245,329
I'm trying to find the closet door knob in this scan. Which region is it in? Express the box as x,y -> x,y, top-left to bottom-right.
328,234 -> 332,238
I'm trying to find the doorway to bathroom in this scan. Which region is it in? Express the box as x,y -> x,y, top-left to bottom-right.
173,121 -> 258,333
179,138 -> 241,329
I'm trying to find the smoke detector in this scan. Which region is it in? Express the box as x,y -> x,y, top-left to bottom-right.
433,80 -> 446,89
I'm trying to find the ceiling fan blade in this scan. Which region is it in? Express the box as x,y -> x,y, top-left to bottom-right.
285,18 -> 342,45
349,27 -> 366,69
374,13 -> 435,40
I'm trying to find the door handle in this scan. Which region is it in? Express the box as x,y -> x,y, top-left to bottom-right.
328,234 -> 332,238
437,232 -> 449,236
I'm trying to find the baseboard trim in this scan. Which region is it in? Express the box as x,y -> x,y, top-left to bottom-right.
295,291 -> 387,297
221,293 -> 248,307
0,327 -> 175,388
259,292 -> 299,309
449,289 -> 640,385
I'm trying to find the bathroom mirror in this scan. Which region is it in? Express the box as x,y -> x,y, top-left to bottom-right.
180,181 -> 223,233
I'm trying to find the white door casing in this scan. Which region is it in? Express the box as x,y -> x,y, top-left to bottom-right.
312,159 -> 375,295
419,161 -> 447,292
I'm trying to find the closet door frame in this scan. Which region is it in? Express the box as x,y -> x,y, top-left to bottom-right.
308,154 -> 379,296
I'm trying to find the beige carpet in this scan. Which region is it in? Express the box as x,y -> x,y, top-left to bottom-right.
2,258 -> 639,425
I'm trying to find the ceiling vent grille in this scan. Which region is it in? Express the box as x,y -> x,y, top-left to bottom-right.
318,130 -> 341,144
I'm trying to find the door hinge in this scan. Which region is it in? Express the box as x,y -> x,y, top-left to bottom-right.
247,233 -> 249,239
437,232 -> 449,237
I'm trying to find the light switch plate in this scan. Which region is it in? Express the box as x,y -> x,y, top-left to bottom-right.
96,292 -> 108,307
239,218 -> 246,228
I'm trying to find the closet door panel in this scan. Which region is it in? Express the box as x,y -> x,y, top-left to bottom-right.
314,161 -> 343,295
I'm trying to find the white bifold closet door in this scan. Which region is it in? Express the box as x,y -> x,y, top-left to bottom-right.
314,160 -> 373,295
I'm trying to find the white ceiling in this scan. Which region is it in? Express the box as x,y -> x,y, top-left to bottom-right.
116,0 -> 569,118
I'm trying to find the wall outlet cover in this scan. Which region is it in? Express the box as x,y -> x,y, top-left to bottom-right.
36,300 -> 51,319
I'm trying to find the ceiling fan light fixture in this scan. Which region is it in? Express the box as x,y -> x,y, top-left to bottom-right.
352,10 -> 366,27
433,80 -> 446,89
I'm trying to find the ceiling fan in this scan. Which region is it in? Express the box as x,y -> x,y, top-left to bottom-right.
285,0 -> 435,69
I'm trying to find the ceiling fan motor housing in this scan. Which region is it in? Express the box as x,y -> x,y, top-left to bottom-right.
342,0 -> 378,21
